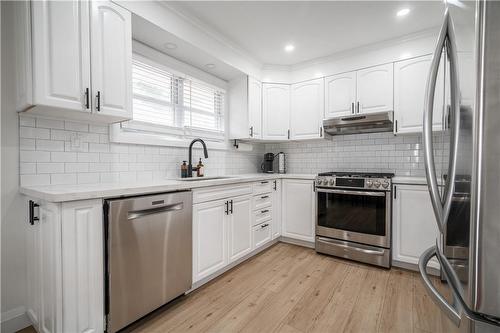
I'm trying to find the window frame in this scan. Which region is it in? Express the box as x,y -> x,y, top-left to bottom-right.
110,42 -> 230,150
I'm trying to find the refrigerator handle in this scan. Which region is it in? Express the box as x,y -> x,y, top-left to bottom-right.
423,8 -> 460,233
418,245 -> 463,326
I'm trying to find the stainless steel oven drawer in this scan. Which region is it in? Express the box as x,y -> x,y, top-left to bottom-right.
315,236 -> 390,268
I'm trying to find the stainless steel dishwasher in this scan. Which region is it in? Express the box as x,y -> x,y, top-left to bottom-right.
104,191 -> 192,333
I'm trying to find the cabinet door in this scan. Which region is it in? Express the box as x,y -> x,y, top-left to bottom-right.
38,201 -> 63,333
193,200 -> 227,282
90,1 -> 132,120
272,180 -> 282,239
227,196 -> 253,263
248,77 -> 262,139
282,179 -> 315,242
324,72 -> 356,118
61,200 -> 104,333
31,1 -> 91,112
394,54 -> 444,134
356,63 -> 394,114
262,83 -> 290,140
290,78 -> 324,140
393,185 -> 440,269
26,198 -> 41,328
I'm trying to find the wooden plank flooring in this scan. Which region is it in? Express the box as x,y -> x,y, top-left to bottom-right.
124,243 -> 459,333
19,242 -> 459,333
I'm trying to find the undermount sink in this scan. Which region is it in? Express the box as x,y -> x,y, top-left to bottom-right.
177,176 -> 236,181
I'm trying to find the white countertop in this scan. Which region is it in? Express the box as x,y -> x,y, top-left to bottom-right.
392,176 -> 429,185
20,173 -> 315,202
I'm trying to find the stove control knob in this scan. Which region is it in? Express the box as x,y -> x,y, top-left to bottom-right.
316,179 -> 322,185
373,181 -> 381,188
366,180 -> 373,187
382,181 -> 389,188
329,179 -> 335,185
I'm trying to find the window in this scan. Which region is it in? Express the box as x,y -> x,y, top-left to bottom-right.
121,54 -> 226,142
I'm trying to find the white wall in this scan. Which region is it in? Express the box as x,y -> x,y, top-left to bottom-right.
1,2 -> 30,331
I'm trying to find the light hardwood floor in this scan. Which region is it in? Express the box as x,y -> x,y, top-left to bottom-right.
19,243 -> 459,333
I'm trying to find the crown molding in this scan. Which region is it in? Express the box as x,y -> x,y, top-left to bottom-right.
289,26 -> 440,71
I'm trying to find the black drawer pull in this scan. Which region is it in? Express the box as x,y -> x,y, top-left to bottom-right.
261,209 -> 269,214
261,223 -> 269,229
260,181 -> 269,184
260,195 -> 269,199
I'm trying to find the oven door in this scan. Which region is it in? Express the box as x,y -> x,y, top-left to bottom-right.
316,188 -> 391,248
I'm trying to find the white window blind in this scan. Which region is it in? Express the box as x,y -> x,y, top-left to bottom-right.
128,56 -> 225,140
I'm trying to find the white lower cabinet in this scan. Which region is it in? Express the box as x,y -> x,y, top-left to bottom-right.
392,184 -> 440,269
227,195 -> 253,263
25,197 -> 104,333
271,179 -> 282,239
253,222 -> 272,248
282,179 -> 316,242
192,198 -> 228,282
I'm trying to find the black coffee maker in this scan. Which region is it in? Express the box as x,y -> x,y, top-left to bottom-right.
261,153 -> 275,173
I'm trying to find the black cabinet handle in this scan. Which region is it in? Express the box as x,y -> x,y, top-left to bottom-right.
261,195 -> 269,199
273,180 -> 277,190
96,91 -> 101,111
260,181 -> 269,184
229,200 -> 233,214
85,88 -> 90,109
261,223 -> 269,229
28,200 -> 39,225
261,209 -> 269,214
250,126 -> 253,137
224,201 -> 229,215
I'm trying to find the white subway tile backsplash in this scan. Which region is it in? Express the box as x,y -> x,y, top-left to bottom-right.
65,121 -> 89,132
20,127 -> 50,140
51,173 -> 77,185
19,116 -> 264,186
65,162 -> 89,173
36,118 -> 64,129
51,152 -> 77,163
36,139 -> 64,151
37,162 -> 65,174
20,151 -> 51,162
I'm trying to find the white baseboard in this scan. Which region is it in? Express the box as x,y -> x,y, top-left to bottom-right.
1,307 -> 31,333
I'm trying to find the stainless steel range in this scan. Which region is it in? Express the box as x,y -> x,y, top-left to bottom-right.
315,172 -> 394,268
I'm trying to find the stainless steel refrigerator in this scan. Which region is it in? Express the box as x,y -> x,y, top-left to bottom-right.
418,1 -> 500,332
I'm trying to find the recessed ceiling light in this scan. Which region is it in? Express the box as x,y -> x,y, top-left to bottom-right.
396,8 -> 410,17
284,44 -> 295,53
205,63 -> 216,69
164,42 -> 177,50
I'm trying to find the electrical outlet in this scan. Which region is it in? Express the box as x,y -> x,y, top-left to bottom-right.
70,132 -> 82,149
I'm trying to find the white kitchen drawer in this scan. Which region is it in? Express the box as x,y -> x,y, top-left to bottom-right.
253,207 -> 272,226
193,184 -> 252,204
252,193 -> 272,210
253,222 -> 272,249
253,180 -> 273,195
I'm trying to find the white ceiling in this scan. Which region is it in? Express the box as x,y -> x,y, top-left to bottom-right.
166,1 -> 445,66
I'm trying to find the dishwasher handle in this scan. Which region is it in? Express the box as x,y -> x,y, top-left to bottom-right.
127,202 -> 184,220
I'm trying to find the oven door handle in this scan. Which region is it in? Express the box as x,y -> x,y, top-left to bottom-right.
317,237 -> 386,256
316,188 -> 386,197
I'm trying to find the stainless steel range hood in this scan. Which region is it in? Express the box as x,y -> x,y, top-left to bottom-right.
323,111 -> 394,136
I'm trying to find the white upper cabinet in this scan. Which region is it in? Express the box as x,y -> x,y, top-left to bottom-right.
356,63 -> 394,114
17,0 -> 132,123
290,78 -> 324,140
248,77 -> 262,139
90,1 -> 132,119
324,72 -> 356,118
31,1 -> 91,113
394,54 -> 444,134
229,76 -> 262,140
262,83 -> 291,140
